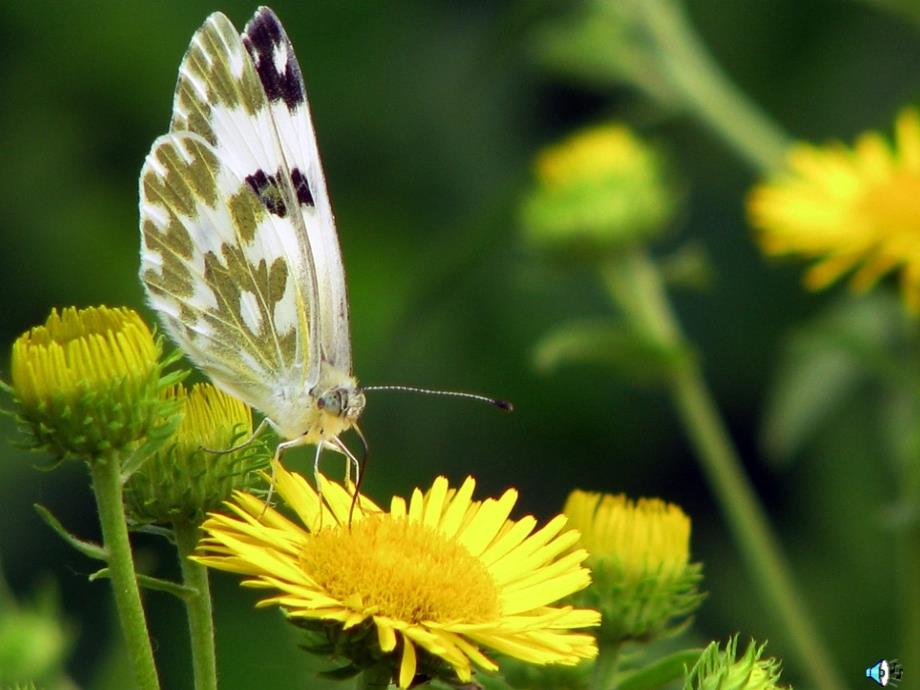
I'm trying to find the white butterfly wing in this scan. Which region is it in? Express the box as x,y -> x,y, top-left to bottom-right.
139,9 -> 352,438
242,7 -> 352,374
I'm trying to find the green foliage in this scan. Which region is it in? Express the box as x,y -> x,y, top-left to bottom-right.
533,318 -> 692,384
760,291 -> 913,463
0,575 -> 72,689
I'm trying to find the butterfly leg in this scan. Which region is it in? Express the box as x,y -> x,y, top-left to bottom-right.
261,434 -> 311,516
331,436 -> 366,525
313,441 -> 325,531
331,436 -> 360,487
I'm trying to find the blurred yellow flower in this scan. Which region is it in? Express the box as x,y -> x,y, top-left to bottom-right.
522,124 -> 675,258
564,490 -> 702,642
8,306 -> 162,459
195,463 -> 600,688
749,108 -> 920,310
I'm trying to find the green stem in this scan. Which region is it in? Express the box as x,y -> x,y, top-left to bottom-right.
603,249 -> 846,690
89,454 -> 161,690
893,347 -> 920,684
633,0 -> 792,173
591,640 -> 621,690
174,521 -> 218,690
901,522 -> 920,681
356,664 -> 391,689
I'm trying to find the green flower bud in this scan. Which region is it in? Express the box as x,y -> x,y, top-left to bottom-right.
685,637 -> 788,690
522,125 -> 676,259
8,306 -> 164,461
124,383 -> 267,525
564,490 -> 704,642
0,586 -> 71,687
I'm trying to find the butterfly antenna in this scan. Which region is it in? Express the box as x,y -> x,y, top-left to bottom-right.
363,385 -> 513,412
348,424 -> 370,527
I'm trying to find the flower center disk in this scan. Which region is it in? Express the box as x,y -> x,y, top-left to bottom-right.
301,515 -> 500,624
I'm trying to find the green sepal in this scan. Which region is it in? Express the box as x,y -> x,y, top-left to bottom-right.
533,318 -> 691,384
88,568 -> 195,601
316,664 -> 361,681
129,524 -> 176,542
682,636 -> 783,690
119,400 -> 184,483
290,617 -> 468,689
157,345 -> 188,374
33,503 -> 106,561
474,672 -> 514,690
31,455 -> 67,473
617,648 -> 704,690
575,559 -> 705,644
434,680 -> 487,690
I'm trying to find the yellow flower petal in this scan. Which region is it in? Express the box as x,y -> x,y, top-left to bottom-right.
398,633 -> 417,689
376,619 -> 397,652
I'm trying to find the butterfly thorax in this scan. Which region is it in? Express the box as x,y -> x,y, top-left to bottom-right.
266,366 -> 364,443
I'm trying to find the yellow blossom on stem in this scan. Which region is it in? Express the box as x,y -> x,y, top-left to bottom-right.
195,463 -> 600,688
522,124 -> 676,259
564,490 -> 703,642
749,108 -> 920,310
125,383 -> 267,526
7,306 -> 166,460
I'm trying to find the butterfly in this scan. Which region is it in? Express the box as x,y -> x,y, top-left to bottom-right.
138,6 -> 366,482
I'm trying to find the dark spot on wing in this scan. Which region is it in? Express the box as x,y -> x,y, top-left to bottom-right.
242,8 -> 305,110
245,169 -> 287,217
291,168 -> 314,207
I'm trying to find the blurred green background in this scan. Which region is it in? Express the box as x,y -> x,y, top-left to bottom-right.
2,1 -> 919,687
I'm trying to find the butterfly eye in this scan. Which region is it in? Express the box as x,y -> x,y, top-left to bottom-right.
318,391 -> 344,415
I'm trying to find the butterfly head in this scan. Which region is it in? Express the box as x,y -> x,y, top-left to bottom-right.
316,384 -> 365,422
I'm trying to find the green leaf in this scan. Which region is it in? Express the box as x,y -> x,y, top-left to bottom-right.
761,292 -> 907,463
616,648 -> 703,690
88,568 -> 196,601
533,318 -> 690,384
34,504 -> 107,561
659,242 -> 713,292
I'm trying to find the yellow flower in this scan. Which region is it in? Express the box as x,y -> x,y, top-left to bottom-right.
684,637 -> 787,690
749,108 -> 920,310
125,383 -> 267,526
8,306 -> 164,460
564,490 -> 703,642
522,124 -> 675,258
195,463 -> 600,688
